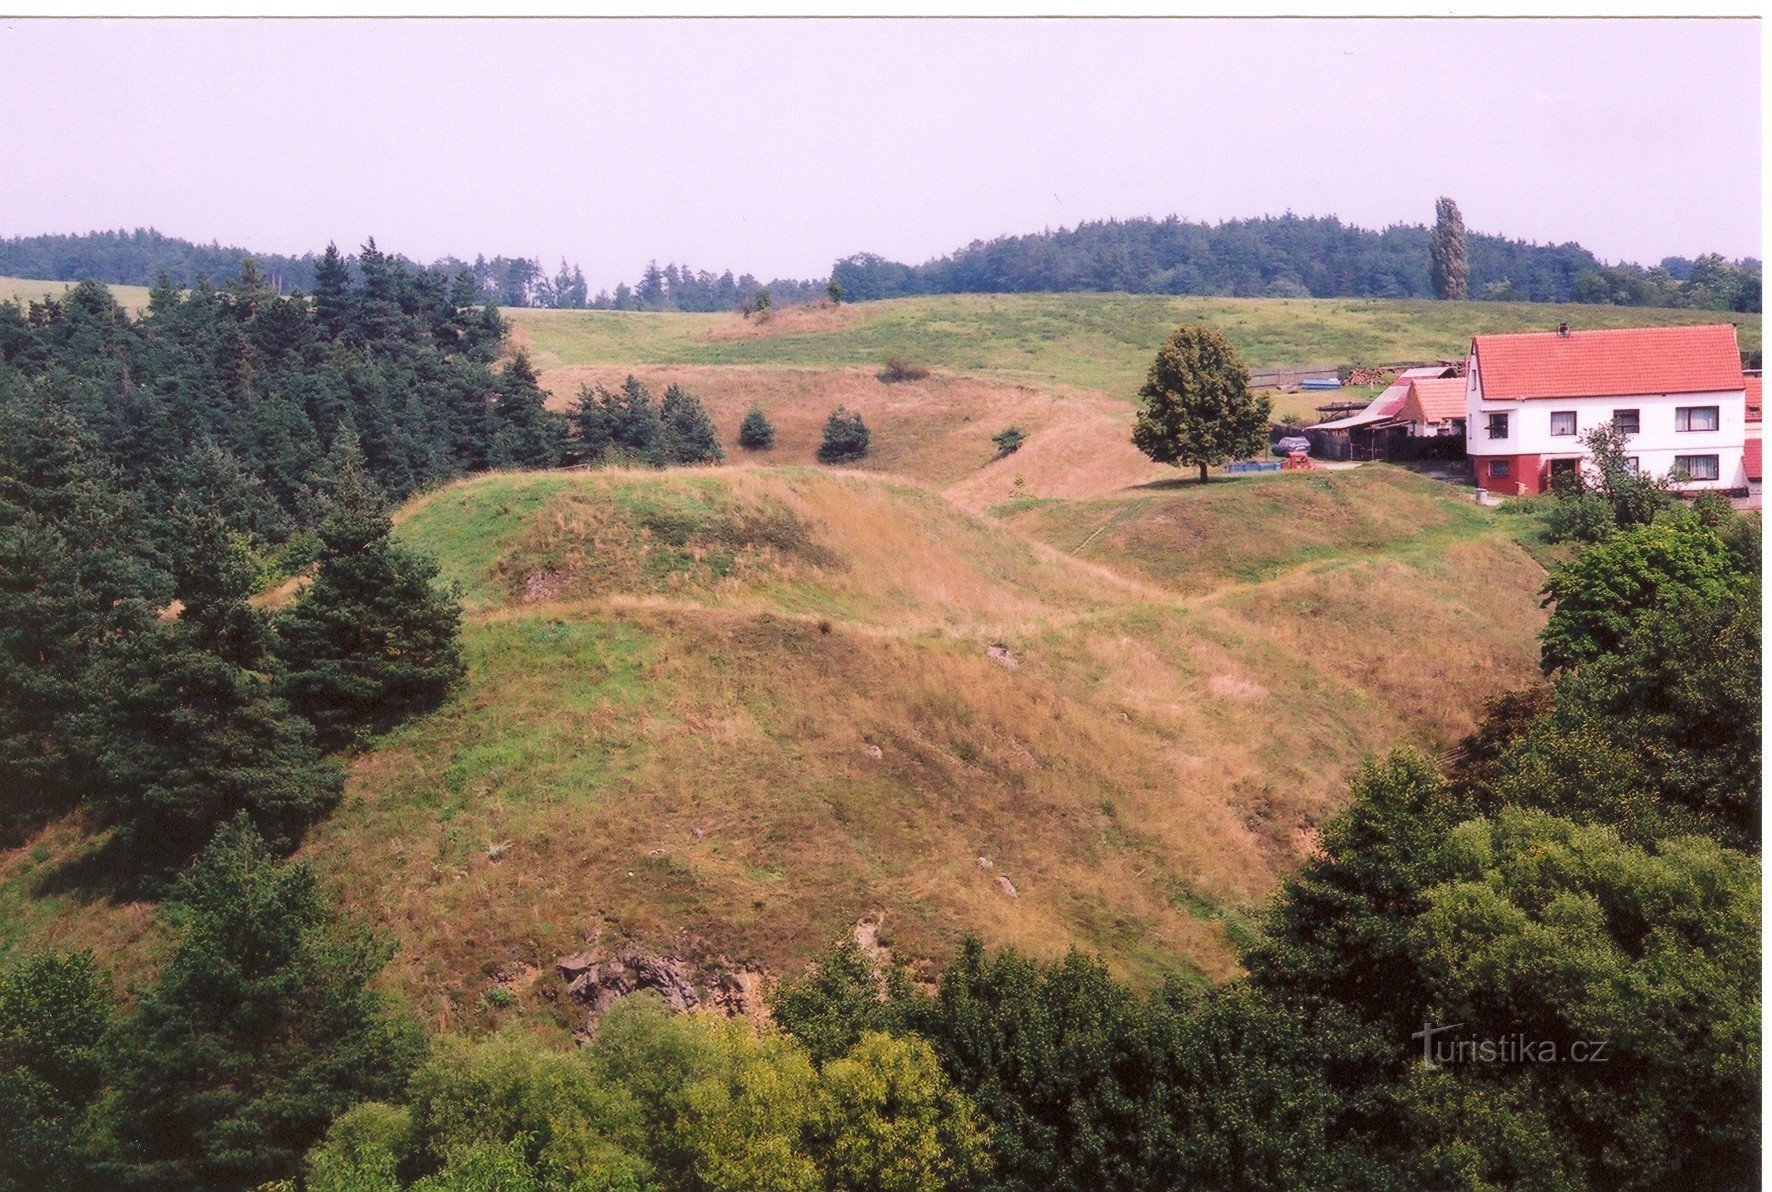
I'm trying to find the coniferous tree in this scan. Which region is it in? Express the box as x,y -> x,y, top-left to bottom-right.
816,406 -> 870,464
0,952 -> 112,1190
573,375 -> 665,466
104,817 -> 423,1190
1429,197 -> 1470,300
660,383 -> 724,464
82,502 -> 342,863
737,406 -> 776,450
277,449 -> 465,751
312,243 -> 353,339
0,389 -> 164,833
487,353 -> 567,470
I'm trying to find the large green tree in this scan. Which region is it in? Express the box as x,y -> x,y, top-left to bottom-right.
0,952 -> 112,1190
1429,197 -> 1469,300
83,503 -> 341,863
277,449 -> 464,751
659,383 -> 725,465
1130,324 -> 1270,482
104,817 -> 423,1190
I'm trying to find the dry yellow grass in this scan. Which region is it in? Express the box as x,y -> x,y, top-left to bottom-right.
0,465 -> 1548,1019
538,364 -> 1169,508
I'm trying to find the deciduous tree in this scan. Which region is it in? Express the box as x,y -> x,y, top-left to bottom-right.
1130,324 -> 1270,482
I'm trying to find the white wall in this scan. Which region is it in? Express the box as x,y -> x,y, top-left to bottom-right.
1466,385 -> 1747,489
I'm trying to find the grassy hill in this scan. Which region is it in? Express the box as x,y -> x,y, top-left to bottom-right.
1,464 -> 1549,1023
510,293 -> 1761,402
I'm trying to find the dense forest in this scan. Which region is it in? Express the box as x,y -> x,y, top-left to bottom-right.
0,229 -> 825,312
831,213 -> 1764,310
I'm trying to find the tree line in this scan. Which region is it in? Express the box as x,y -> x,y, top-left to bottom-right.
831,211 -> 1762,311
0,229 -> 827,312
1,468 -> 1753,1190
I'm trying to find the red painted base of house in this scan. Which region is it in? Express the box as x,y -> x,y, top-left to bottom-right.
1474,454 -> 1544,497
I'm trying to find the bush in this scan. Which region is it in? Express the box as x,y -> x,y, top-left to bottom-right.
817,407 -> 871,464
991,427 -> 1026,456
737,407 -> 776,450
876,356 -> 929,384
1541,492 -> 1616,544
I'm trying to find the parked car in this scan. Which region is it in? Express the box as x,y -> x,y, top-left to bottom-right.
1273,435 -> 1311,457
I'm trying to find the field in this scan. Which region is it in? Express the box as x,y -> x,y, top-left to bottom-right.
509,292 -> 1761,411
0,274 -> 154,311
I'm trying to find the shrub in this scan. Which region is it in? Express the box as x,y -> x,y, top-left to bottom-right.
876,356 -> 929,384
738,407 -> 776,450
817,407 -> 871,464
991,427 -> 1026,456
1541,492 -> 1616,544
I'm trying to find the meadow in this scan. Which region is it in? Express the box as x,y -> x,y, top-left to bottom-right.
508,292 -> 1761,403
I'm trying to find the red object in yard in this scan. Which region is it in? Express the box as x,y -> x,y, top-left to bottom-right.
1283,451 -> 1314,471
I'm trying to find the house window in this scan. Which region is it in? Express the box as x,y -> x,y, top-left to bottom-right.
1625,457 -> 1640,473
1490,458 -> 1511,479
1486,412 -> 1509,440
1673,455 -> 1720,481
1613,409 -> 1640,434
1675,406 -> 1720,432
1550,411 -> 1577,436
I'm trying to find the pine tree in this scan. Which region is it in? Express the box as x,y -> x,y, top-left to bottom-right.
82,502 -> 342,863
1130,324 -> 1271,483
738,406 -> 776,450
277,450 -> 465,750
816,406 -> 870,464
572,375 -> 664,466
0,390 -> 164,833
103,817 -> 423,1190
487,353 -> 567,469
312,243 -> 353,339
1429,197 -> 1469,301
660,383 -> 725,464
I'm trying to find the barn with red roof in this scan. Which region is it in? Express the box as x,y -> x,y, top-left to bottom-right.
1465,323 -> 1750,496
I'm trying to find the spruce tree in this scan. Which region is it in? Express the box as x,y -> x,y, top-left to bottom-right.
1429,197 -> 1470,301
277,450 -> 465,751
103,817 -> 422,1190
83,502 -> 342,863
816,406 -> 870,464
737,406 -> 776,450
312,242 -> 353,339
660,383 -> 725,464
0,390 -> 164,833
487,353 -> 567,470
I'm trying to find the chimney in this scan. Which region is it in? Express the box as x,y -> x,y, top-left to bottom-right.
1556,322 -> 1570,337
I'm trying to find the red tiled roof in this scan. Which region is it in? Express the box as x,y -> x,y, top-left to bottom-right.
1402,377 -> 1466,424
1471,324 -> 1745,401
1747,375 -> 1761,424
1745,436 -> 1761,482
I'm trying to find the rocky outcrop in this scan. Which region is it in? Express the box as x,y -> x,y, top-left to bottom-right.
554,942 -> 770,1037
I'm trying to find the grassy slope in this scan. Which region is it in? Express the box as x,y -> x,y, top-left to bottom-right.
0,465 -> 1549,1019
510,293 -> 1761,401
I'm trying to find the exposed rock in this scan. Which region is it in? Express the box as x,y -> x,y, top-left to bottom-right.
709,968 -> 769,1024
996,874 -> 1019,898
862,743 -> 884,760
556,951 -> 599,982
563,946 -> 700,1019
985,643 -> 1019,669
975,855 -> 994,871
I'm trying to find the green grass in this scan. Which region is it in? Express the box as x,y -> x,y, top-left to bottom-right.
0,275 -> 154,311
510,293 -> 1761,399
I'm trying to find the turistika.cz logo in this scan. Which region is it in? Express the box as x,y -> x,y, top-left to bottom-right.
1411,1020 -> 1609,1067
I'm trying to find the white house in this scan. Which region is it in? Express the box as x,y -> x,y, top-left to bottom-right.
1465,324 -> 1749,496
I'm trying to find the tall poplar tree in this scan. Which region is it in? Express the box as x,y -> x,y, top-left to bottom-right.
1429,197 -> 1470,300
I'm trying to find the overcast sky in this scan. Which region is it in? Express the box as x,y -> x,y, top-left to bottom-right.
0,17 -> 1758,289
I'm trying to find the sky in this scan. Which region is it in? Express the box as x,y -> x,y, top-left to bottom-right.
0,17 -> 1759,290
